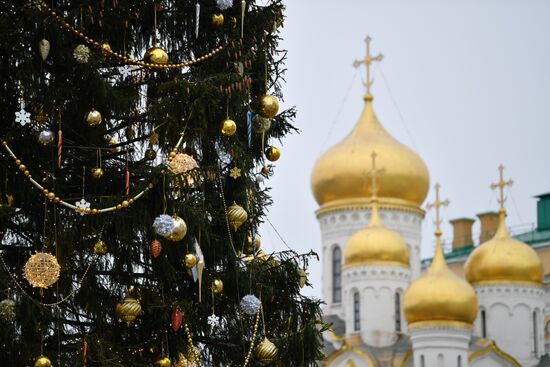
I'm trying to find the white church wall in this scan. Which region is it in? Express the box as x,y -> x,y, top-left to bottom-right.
318,206 -> 423,317
473,285 -> 544,367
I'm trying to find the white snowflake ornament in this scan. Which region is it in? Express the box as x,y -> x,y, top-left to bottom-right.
216,0 -> 233,10
119,65 -> 132,79
15,108 -> 31,126
75,199 -> 91,216
207,314 -> 220,328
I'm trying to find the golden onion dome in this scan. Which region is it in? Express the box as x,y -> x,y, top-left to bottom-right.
311,95 -> 430,208
465,209 -> 543,286
344,201 -> 409,267
404,234 -> 478,327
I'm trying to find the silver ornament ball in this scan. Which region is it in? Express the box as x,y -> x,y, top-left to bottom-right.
38,130 -> 55,146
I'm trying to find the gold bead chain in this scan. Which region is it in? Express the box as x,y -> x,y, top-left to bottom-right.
35,0 -> 225,69
2,141 -> 155,215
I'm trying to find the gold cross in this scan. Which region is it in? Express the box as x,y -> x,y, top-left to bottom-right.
353,36 -> 384,96
490,164 -> 513,210
367,152 -> 384,198
426,183 -> 450,234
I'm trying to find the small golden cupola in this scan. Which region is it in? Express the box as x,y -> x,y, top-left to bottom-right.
310,37 -> 429,210
465,166 -> 543,286
404,184 -> 478,327
344,153 -> 409,268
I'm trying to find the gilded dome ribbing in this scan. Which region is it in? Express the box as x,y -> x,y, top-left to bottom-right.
311,96 -> 430,207
404,234 -> 478,326
465,209 -> 543,286
344,201 -> 409,267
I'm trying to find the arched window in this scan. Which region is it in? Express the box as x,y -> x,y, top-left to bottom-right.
353,292 -> 360,331
395,292 -> 402,332
534,311 -> 539,357
457,355 -> 462,367
437,354 -> 444,367
332,247 -> 342,303
420,355 -> 425,367
481,310 -> 487,338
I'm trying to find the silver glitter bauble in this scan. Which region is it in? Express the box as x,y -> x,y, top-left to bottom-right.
38,130 -> 55,146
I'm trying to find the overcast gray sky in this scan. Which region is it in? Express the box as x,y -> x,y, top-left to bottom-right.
259,0 -> 550,298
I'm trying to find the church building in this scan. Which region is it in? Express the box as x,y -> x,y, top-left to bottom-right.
311,38 -> 550,367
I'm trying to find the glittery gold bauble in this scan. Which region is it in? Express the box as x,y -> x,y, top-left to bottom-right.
244,234 -> 261,255
258,95 -> 279,118
115,295 -> 141,326
167,216 -> 187,242
91,167 -> 104,179
169,153 -> 199,175
226,202 -> 247,231
108,136 -> 119,152
32,107 -> 49,124
34,355 -> 52,367
297,269 -> 307,288
101,43 -> 112,56
144,47 -> 169,65
264,146 -> 280,162
125,126 -> 135,140
154,357 -> 172,367
184,253 -> 197,269
212,279 -> 223,294
93,240 -> 108,255
85,109 -> 102,126
23,252 -> 60,289
212,13 -> 224,26
254,337 -> 279,364
145,148 -> 157,160
220,119 -> 237,136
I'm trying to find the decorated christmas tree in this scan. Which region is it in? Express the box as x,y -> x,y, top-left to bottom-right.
0,1 -> 323,366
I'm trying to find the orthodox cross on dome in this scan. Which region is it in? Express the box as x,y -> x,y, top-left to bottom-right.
366,152 -> 384,199
490,164 -> 513,210
353,36 -> 384,97
426,183 -> 450,236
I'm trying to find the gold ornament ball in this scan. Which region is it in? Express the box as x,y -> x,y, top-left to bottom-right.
93,240 -> 108,255
145,149 -> 157,161
167,216 -> 187,242
212,278 -> 223,294
144,46 -> 169,65
23,252 -> 61,289
101,43 -> 112,56
244,234 -> 261,255
154,357 -> 172,367
264,146 -> 281,162
226,202 -> 248,231
254,337 -> 279,364
212,13 -> 224,26
115,295 -> 142,326
125,126 -> 135,140
258,95 -> 279,118
91,167 -> 104,179
220,119 -> 237,137
184,253 -> 197,269
85,109 -> 102,126
34,356 -> 52,367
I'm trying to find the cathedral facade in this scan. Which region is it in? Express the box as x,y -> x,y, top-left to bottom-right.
311,39 -> 550,367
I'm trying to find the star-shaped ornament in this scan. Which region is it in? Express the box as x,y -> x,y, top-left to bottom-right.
75,199 -> 91,216
119,65 -> 132,79
229,166 -> 241,179
15,108 -> 31,126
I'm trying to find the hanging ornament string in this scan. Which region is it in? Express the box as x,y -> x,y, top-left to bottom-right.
35,0 -> 224,69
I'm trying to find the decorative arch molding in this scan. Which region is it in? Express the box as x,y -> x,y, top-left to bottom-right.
468,340 -> 521,367
322,344 -> 379,367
